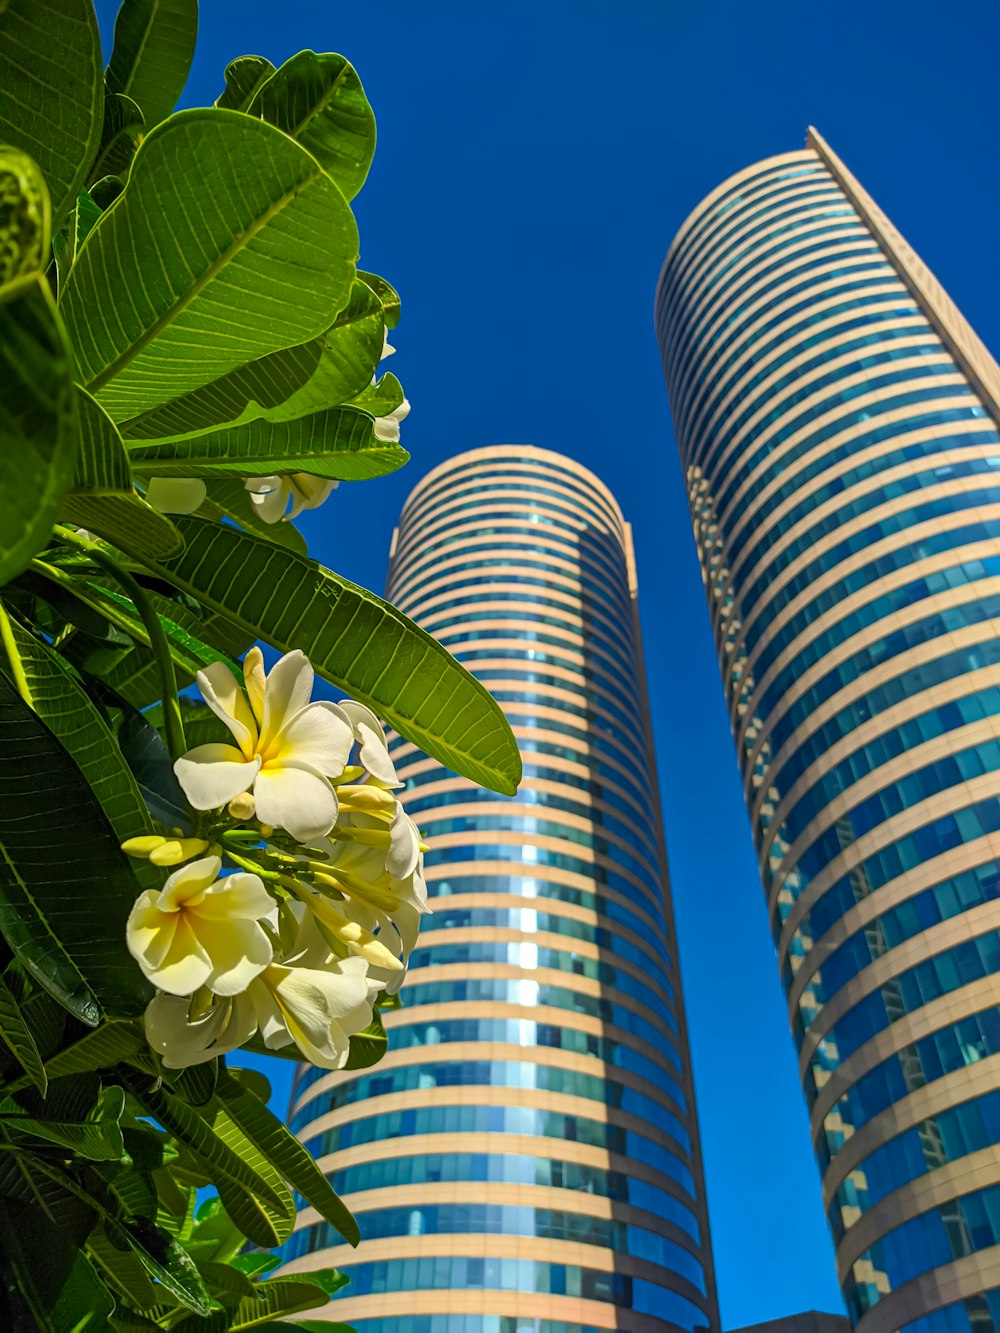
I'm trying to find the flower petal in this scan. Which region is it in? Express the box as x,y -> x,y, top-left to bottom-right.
253,763 -> 338,843
197,662 -> 258,753
196,871 -> 276,922
246,476 -> 289,524
199,917 -> 274,996
243,646 -> 267,728
143,914 -> 214,995
287,475 -> 337,519
339,701 -> 400,786
274,701 -> 353,776
174,746 -> 260,811
156,855 -> 223,912
259,650 -> 314,751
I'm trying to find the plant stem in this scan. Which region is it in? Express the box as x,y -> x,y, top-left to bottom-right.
0,599 -> 33,706
50,525 -> 187,761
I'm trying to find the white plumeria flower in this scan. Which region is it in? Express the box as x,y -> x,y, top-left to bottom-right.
174,648 -> 354,843
380,328 -> 396,360
244,474 -> 339,525
315,803 -> 428,993
144,906 -> 380,1068
126,855 -> 275,997
372,397 -> 410,444
339,700 -> 400,787
144,478 -> 207,514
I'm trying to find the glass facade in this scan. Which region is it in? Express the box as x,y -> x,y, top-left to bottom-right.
280,446 -> 719,1329
656,128 -> 1000,1328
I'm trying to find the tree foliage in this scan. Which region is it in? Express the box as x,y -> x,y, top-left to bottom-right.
0,1 -> 521,1325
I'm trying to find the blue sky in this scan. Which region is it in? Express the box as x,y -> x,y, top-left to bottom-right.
96,0 -> 1000,1323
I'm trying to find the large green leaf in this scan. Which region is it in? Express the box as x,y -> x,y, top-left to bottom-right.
357,269 -> 400,327
198,480 -> 308,556
146,518 -> 522,794
0,1199 -> 114,1332
170,1277 -> 337,1332
0,670 -> 151,1023
215,55 -> 277,112
105,0 -> 198,129
131,1083 -> 294,1246
62,494 -> 184,560
219,1072 -> 359,1246
41,1019 -> 145,1082
71,387 -> 133,493
0,0 -> 103,224
0,1078 -> 126,1161
60,109 -> 360,422
1,614 -> 159,890
128,407 -> 407,481
0,147 -> 49,285
117,279 -> 386,442
0,967 -> 46,1093
0,274 -> 77,586
252,50 -> 376,201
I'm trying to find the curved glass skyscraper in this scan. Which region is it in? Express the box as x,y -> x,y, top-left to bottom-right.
656,129 -> 1000,1330
280,445 -> 719,1332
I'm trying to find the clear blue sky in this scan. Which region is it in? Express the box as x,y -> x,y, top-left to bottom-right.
96,1 -> 1000,1323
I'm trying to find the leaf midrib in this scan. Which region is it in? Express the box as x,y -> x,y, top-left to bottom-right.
86,159 -> 323,396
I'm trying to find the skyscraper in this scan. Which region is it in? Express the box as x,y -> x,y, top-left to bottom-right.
656,129 -> 1000,1329
280,445 -> 720,1332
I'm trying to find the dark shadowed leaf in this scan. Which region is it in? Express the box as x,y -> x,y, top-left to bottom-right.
0,1199 -> 114,1332
0,0 -> 102,224
0,968 -> 47,1092
0,670 -> 151,1022
89,93 -> 145,185
0,274 -> 77,586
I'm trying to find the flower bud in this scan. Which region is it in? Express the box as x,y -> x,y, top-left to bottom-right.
121,835 -> 167,858
148,837 -> 210,867
227,791 -> 257,821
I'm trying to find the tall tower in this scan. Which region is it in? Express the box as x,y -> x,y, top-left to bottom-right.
656,129 -> 1000,1329
280,445 -> 720,1332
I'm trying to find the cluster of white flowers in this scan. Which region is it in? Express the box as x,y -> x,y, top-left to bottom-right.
124,648 -> 427,1070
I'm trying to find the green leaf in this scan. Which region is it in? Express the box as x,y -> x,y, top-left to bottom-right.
0,0 -> 103,224
0,1199 -> 114,1332
61,491 -> 185,560
114,699 -> 190,832
218,1072 -> 359,1246
146,518 -> 523,794
71,387 -> 133,493
0,670 -> 151,1023
53,187 -> 103,289
89,94 -> 145,186
1,613 -> 159,887
0,147 -> 49,285
117,279 -> 386,442
170,1277 -> 334,1332
252,50 -> 376,201
61,109 -> 360,422
41,1019 -> 145,1081
215,55 -> 277,112
349,369 -> 405,418
105,0 -> 198,129
143,697 -> 230,750
0,967 -> 47,1092
86,1224 -> 158,1314
357,268 -> 400,327
0,274 -> 77,587
342,1009 -> 387,1071
0,1078 -> 126,1161
129,1082 -> 294,1247
128,407 -> 407,481
198,479 -> 308,556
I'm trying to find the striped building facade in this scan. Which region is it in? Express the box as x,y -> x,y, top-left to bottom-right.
280,445 -> 720,1333
655,129 -> 1000,1329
